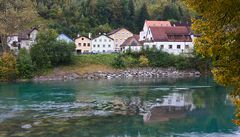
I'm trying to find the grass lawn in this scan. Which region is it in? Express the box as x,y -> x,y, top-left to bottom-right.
46,54 -> 118,76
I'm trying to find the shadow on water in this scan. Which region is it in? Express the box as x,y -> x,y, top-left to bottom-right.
0,77 -> 239,137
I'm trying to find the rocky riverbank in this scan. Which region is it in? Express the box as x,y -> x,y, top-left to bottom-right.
33,68 -> 201,81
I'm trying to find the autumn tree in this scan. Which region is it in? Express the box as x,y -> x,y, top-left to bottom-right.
0,0 -> 37,52
184,0 -> 240,124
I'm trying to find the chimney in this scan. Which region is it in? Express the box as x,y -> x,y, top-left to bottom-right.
88,33 -> 92,39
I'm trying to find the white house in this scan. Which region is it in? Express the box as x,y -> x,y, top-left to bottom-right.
139,20 -> 171,41
144,26 -> 194,55
121,35 -> 143,52
91,34 -> 115,53
57,33 -> 73,43
7,27 -> 38,52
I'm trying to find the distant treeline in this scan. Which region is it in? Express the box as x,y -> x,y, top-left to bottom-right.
36,0 -> 192,38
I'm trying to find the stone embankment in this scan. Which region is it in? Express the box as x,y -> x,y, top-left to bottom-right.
33,68 -> 201,81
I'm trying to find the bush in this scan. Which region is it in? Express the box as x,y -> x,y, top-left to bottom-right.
139,55 -> 149,67
112,55 -> 126,69
17,49 -> 35,79
30,44 -> 51,70
0,52 -> 18,81
30,29 -> 75,70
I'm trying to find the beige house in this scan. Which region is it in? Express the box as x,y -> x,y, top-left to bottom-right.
75,36 -> 91,54
108,28 -> 133,52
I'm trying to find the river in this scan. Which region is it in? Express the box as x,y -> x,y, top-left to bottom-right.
0,77 -> 239,137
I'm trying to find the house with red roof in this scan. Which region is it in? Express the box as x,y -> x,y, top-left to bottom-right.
120,35 -> 143,52
139,20 -> 171,41
144,26 -> 195,55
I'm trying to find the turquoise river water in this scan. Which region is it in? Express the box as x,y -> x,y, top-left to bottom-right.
0,77 -> 239,137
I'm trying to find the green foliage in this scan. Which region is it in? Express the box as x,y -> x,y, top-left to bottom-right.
0,52 -> 18,81
112,49 -> 207,70
17,49 -> 34,79
35,0 -> 191,37
139,55 -> 149,67
31,29 -> 75,70
112,55 -> 126,69
30,44 -> 51,70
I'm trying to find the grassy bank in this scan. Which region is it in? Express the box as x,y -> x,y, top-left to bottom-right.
47,54 -> 118,76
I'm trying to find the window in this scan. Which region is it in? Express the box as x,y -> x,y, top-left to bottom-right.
83,43 -> 86,47
78,43 -> 81,46
88,43 -> 90,47
169,45 -> 173,49
153,45 -> 156,49
104,39 -> 107,42
82,38 -> 84,40
160,45 -> 164,49
103,45 -> 105,48
95,39 -> 97,42
108,45 -> 111,48
93,45 -> 96,47
177,45 -> 181,49
185,45 -> 189,49
103,50 -> 105,53
109,40 -> 111,42
98,45 -> 100,47
99,39 -> 102,42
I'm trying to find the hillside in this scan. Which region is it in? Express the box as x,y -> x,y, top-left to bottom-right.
36,0 -> 192,38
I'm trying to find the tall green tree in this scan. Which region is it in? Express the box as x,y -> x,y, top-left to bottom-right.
17,48 -> 34,79
184,0 -> 240,125
137,3 -> 149,31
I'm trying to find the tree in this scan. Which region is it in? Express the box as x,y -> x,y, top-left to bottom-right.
31,29 -> 75,69
0,52 -> 18,81
0,0 -> 37,52
184,0 -> 240,125
17,48 -> 34,79
137,3 -> 149,31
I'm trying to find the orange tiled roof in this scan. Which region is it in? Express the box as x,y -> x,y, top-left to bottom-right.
145,20 -> 171,27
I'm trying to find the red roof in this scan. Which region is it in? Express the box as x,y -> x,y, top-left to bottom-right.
121,35 -> 143,47
149,26 -> 192,42
145,20 -> 171,27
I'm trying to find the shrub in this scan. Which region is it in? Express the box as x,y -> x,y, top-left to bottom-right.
123,56 -> 138,68
30,29 -> 75,70
17,48 -> 34,79
30,44 -> 51,70
0,52 -> 18,81
139,55 -> 149,67
112,55 -> 126,69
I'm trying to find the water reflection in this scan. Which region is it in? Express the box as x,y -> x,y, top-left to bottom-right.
144,92 -> 195,123
0,78 -> 239,137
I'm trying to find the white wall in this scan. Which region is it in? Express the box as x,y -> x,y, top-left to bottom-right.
7,36 -> 19,51
122,46 -> 142,52
144,41 -> 194,55
92,35 -> 115,53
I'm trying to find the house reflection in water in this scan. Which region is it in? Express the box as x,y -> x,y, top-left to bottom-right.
144,93 -> 195,123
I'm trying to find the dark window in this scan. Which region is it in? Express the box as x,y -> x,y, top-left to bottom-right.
161,45 -> 164,49
83,43 -> 86,46
82,38 -> 84,40
103,50 -> 105,53
108,45 -> 111,48
103,45 -> 105,48
169,45 -> 172,49
78,43 -> 81,46
88,43 -> 90,47
177,45 -> 181,49
93,45 -> 96,47
98,45 -> 100,47
185,45 -> 189,49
